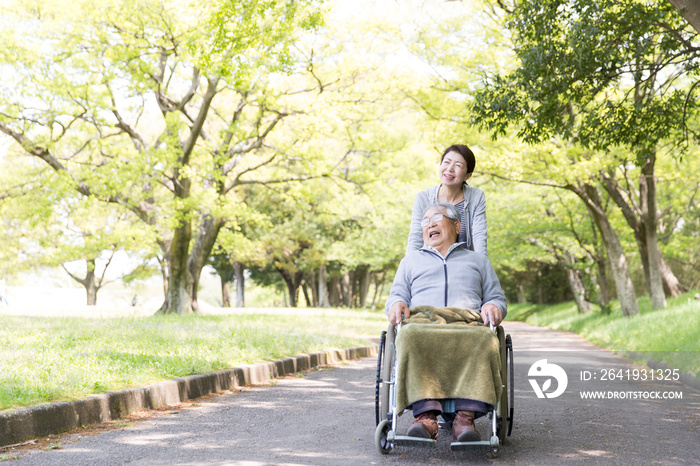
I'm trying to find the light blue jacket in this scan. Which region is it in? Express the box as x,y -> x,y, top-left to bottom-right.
407,184 -> 488,256
385,242 -> 507,316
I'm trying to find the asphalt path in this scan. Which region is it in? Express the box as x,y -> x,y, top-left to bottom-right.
11,321 -> 699,465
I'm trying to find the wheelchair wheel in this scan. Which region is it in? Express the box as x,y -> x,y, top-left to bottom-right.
374,324 -> 395,426
374,330 -> 386,426
375,419 -> 393,454
507,334 -> 514,436
496,327 -> 512,445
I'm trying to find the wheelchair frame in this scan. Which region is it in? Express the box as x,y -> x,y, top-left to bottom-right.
374,321 -> 514,457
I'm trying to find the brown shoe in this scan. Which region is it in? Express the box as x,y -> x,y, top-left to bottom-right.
453,410 -> 480,442
406,411 -> 438,439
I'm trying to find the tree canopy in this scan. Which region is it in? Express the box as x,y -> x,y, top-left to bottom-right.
1,0 -> 698,314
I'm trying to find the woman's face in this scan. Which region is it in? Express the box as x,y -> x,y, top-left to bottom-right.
439,151 -> 471,188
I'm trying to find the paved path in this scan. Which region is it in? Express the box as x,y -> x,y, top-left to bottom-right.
11,321 -> 699,465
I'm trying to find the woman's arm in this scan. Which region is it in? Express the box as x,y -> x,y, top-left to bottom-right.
406,190 -> 428,254
470,188 -> 488,255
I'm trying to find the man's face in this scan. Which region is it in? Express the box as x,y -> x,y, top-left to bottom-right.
421,208 -> 459,251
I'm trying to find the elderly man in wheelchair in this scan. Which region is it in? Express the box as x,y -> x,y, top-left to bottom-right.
383,201 -> 508,446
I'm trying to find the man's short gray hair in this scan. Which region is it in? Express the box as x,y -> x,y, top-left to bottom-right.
423,202 -> 461,223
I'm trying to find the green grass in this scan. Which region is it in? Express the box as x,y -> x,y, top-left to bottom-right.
7,292 -> 697,413
505,289 -> 700,376
0,309 -> 388,412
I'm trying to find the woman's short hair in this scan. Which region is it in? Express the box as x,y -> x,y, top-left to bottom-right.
441,144 -> 476,174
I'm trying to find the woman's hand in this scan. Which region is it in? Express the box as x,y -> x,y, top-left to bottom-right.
481,303 -> 503,327
388,301 -> 410,325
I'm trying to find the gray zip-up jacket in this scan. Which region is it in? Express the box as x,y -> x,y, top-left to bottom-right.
407,184 -> 488,256
385,242 -> 507,317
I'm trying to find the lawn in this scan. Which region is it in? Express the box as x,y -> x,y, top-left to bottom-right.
505,289 -> 700,376
0,309 -> 388,411
5,289 -> 698,413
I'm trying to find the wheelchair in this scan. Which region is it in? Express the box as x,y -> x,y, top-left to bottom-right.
374,321 -> 514,457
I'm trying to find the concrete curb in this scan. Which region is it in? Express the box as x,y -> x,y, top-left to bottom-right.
0,345 -> 377,448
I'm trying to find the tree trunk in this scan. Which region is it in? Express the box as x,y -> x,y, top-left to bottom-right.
567,267 -> 592,313
639,153 -> 666,308
188,215 -> 225,313
157,79 -> 218,315
350,269 -> 358,307
286,286 -> 296,307
85,266 -> 98,306
577,183 -> 639,316
221,278 -> 231,307
669,0 -> 700,34
63,259 -> 100,306
308,270 -> 319,307
160,217 -> 195,315
340,271 -> 352,307
287,278 -> 300,307
328,275 -> 340,307
561,255 -> 593,313
587,221 -> 611,307
370,270 -> 386,311
594,255 -> 611,307
357,265 -> 371,308
277,267 -> 303,308
318,264 -> 329,308
234,262 -> 245,307
601,163 -> 677,308
660,255 -> 686,297
301,280 -> 311,307
517,284 -> 526,304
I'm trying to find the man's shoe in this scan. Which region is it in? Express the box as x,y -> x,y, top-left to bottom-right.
452,410 -> 480,442
406,411 -> 438,439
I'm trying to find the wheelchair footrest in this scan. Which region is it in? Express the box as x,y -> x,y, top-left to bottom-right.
450,435 -> 500,452
392,435 -> 437,448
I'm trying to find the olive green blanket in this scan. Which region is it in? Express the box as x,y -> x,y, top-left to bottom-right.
395,305 -> 502,414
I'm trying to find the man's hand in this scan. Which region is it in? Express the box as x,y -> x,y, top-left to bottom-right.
388,301 -> 410,325
481,303 -> 503,327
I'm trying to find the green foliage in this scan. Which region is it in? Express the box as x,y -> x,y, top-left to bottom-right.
0,0 -> 450,312
0,155 -> 158,298
1,0 -> 698,312
0,0 -> 337,313
200,0 -> 325,79
473,0 -> 700,152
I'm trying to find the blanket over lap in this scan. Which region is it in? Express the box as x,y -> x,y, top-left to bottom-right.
395,305 -> 502,414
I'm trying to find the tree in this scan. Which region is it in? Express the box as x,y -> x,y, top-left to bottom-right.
487,179 -> 611,312
0,156 -> 157,305
599,164 -> 686,298
480,142 -> 642,316
206,252 -> 235,307
472,0 -> 700,309
0,0 -> 328,314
